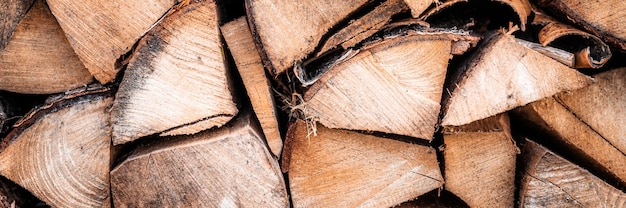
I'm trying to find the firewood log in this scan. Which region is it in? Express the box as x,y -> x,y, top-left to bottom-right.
0,0 -> 34,52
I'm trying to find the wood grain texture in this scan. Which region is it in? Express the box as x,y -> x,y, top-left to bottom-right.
221,17 -> 282,157
0,0 -> 33,52
287,121 -> 443,208
112,0 -> 237,145
443,113 -> 517,208
402,0 -> 434,17
111,114 -> 289,207
0,0 -> 93,94
306,34 -> 451,140
441,33 -> 592,126
45,0 -> 177,83
0,90 -> 112,207
520,139 -> 626,207
246,0 -> 370,74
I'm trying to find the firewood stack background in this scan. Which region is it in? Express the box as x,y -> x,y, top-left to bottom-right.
0,0 -> 624,207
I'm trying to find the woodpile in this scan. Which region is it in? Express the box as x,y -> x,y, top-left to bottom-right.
0,0 -> 624,207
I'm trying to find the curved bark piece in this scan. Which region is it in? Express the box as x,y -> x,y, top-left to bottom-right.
0,87 -> 112,207
0,0 -> 93,94
520,140 -> 626,207
421,0 -> 531,30
535,0 -> 626,52
304,31 -> 452,140
245,0 -> 370,75
111,113 -> 289,207
287,121 -> 443,208
441,33 -> 592,127
0,0 -> 34,52
112,0 -> 237,145
45,0 -> 178,83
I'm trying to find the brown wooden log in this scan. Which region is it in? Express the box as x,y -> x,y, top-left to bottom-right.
0,86 -> 112,207
441,32 -> 592,127
110,113 -> 288,207
45,0 -> 178,83
112,0 -> 237,145
443,113 -> 518,208
520,139 -> 626,207
221,17 -> 283,157
286,121 -> 443,208
402,0 -> 435,18
0,0 -> 34,52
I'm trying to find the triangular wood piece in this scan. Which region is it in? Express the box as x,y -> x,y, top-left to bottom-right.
443,113 -> 517,207
0,86 -> 112,207
0,0 -> 34,51
441,33 -> 592,126
221,17 -> 282,157
246,0 -> 371,75
45,0 -> 177,83
112,0 -> 237,145
514,96 -> 626,184
305,30 -> 455,140
0,0 -> 93,94
110,113 -> 289,207
286,121 -> 443,208
520,139 -> 626,207
402,0 -> 435,18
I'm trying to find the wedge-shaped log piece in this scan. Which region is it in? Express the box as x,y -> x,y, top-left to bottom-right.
441,33 -> 592,126
45,0 -> 177,83
286,121 -> 443,208
535,0 -> 626,51
111,113 -> 289,207
305,31 -> 453,140
0,87 -> 112,207
402,0 -> 435,18
443,113 -> 517,208
520,139 -> 626,207
112,0 -> 237,145
0,0 -> 34,51
515,96 -> 626,184
0,0 -> 93,94
246,0 -> 370,75
221,17 -> 282,157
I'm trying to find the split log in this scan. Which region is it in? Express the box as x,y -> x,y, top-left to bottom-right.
221,17 -> 282,157
0,0 -> 93,94
112,0 -> 237,145
0,86 -> 112,207
443,113 -> 517,207
285,121 -> 443,208
421,0 -> 532,30
45,0 -> 178,83
110,113 -> 288,207
0,0 -> 34,51
520,139 -> 626,207
441,32 -> 592,127
534,0 -> 626,51
402,0 -> 435,18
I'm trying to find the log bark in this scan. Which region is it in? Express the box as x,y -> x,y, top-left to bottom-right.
0,0 -> 93,94
520,139 -> 626,207
0,0 -> 34,52
112,0 -> 237,145
110,113 -> 288,207
285,121 -> 443,208
441,32 -> 592,127
421,0 -> 532,30
443,113 -> 518,208
45,0 -> 178,83
221,17 -> 283,157
0,86 -> 112,207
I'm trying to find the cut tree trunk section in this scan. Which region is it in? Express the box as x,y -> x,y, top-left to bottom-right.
443,113 -> 518,208
285,121 -> 443,208
110,113 -> 288,207
0,86 -> 112,207
0,0 -> 93,94
0,0 -> 34,52
112,0 -> 237,145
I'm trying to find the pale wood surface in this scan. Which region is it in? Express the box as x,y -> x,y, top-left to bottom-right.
45,0 -> 177,83
111,114 -> 288,207
443,113 -> 517,208
520,139 -> 626,207
402,0 -> 434,17
306,33 -> 451,140
0,90 -> 112,207
0,0 -> 33,51
287,121 -> 443,208
441,33 -> 592,126
112,0 -> 237,145
0,0 -> 93,94
221,17 -> 283,157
